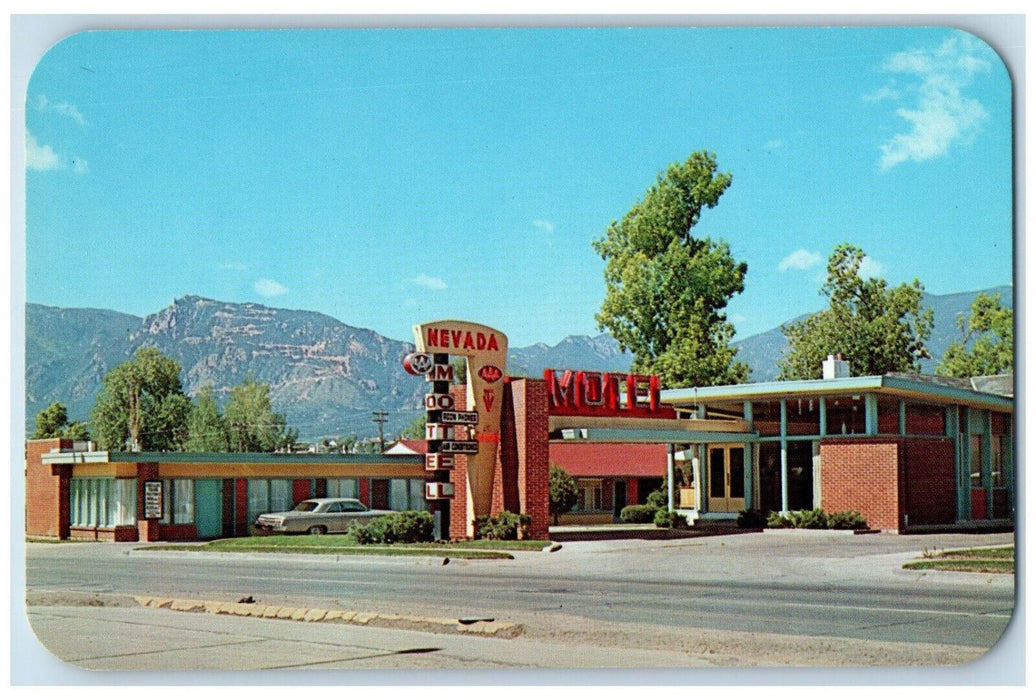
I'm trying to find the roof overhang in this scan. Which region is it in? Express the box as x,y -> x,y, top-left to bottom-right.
661,375 -> 1014,413
548,415 -> 754,444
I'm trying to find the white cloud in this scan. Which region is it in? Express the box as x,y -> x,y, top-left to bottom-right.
35,94 -> 87,126
764,139 -> 782,151
532,219 -> 555,233
72,158 -> 89,175
863,85 -> 900,103
875,35 -> 992,171
858,255 -> 886,279
220,262 -> 248,271
26,132 -> 62,171
412,274 -> 447,290
778,249 -> 823,272
254,278 -> 289,296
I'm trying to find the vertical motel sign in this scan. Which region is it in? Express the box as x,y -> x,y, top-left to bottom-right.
403,321 -> 507,537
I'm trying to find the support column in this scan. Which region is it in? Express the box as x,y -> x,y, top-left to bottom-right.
780,399 -> 789,513
666,444 -> 676,511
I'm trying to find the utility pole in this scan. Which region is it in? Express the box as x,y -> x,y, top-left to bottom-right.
372,411 -> 389,453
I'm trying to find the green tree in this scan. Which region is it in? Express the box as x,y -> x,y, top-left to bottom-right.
30,402 -> 89,440
185,383 -> 230,451
224,376 -> 297,452
90,347 -> 190,451
399,413 -> 427,440
936,292 -> 1013,377
778,244 -> 933,379
549,465 -> 578,525
593,151 -> 748,388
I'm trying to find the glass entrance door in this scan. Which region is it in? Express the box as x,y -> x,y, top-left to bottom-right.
708,445 -> 746,513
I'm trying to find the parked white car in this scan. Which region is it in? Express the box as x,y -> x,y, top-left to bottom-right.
255,498 -> 393,535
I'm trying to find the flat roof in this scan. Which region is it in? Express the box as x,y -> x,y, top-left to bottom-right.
660,374 -> 1014,412
42,450 -> 424,466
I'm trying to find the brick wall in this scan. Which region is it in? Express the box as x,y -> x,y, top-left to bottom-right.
903,438 -> 956,526
820,438 -> 903,531
511,379 -> 550,539
25,438 -> 72,538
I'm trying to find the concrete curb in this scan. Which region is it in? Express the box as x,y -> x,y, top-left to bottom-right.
132,595 -> 524,638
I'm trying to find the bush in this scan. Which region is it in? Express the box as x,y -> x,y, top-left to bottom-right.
763,508 -> 869,531
349,510 -> 434,544
474,511 -> 532,540
654,509 -> 687,529
619,504 -> 660,523
645,489 -> 668,509
789,508 -> 830,529
828,510 -> 868,530
737,509 -> 769,528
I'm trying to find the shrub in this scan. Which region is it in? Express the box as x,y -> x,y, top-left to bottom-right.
766,511 -> 793,528
619,504 -> 660,523
737,509 -> 768,528
654,509 -> 687,529
789,508 -> 830,529
474,511 -> 532,540
549,465 -> 578,524
349,510 -> 434,545
828,510 -> 868,530
645,489 -> 668,509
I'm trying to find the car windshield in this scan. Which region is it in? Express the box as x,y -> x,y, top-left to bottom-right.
293,501 -> 319,512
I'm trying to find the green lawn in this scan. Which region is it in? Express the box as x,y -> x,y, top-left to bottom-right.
903,545 -> 1015,574
142,534 -> 553,559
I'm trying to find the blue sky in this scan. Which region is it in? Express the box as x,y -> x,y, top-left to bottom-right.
23,25 -> 1014,348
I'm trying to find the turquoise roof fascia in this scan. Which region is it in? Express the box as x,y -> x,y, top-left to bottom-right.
107,451 -> 424,465
562,429 -> 757,444
661,375 -> 1013,412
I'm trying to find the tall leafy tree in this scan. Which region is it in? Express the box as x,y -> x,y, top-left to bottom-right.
224,376 -> 297,452
185,383 -> 230,451
936,292 -> 1013,377
548,465 -> 578,525
594,151 -> 748,388
91,347 -> 190,451
31,402 -> 90,440
778,243 -> 933,379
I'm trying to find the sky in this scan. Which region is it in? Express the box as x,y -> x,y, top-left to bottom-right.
20,21 -> 1016,349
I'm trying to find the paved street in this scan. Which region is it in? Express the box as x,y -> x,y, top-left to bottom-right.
17,530 -> 1020,680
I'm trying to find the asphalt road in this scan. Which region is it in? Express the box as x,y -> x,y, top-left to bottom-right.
23,530 -> 1016,654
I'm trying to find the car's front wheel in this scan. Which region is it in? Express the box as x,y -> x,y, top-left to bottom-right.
307,526 -> 327,535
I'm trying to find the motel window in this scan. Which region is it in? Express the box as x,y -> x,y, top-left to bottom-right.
325,478 -> 358,499
970,435 -> 984,488
991,435 -> 1008,488
69,478 -> 137,528
576,479 -> 603,512
750,401 -> 782,437
826,396 -> 866,435
386,478 -> 427,511
785,397 -> 822,436
246,479 -> 293,523
160,479 -> 195,525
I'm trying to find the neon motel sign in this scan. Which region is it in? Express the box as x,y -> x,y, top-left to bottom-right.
543,369 -> 672,417
403,321 -> 508,531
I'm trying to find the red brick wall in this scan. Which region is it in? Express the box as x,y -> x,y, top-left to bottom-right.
25,438 -> 72,538
511,379 -> 550,539
820,438 -> 903,531
903,438 -> 956,526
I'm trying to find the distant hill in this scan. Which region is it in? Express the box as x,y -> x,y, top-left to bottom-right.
734,286 -> 1014,381
24,286 -> 1010,440
23,296 -> 636,441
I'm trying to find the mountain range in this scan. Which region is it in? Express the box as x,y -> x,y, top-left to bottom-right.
24,286 -> 1011,441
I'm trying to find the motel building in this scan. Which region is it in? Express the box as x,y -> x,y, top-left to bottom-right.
26,322 -> 1014,542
